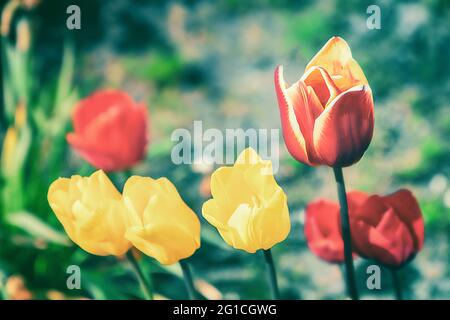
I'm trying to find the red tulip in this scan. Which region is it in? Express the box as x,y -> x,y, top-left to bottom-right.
274,36 -> 374,167
350,189 -> 424,268
304,199 -> 345,263
304,189 -> 424,267
67,90 -> 149,172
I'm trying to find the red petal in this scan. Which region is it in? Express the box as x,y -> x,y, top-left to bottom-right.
304,199 -> 344,263
367,209 -> 415,266
73,89 -> 135,135
313,85 -> 374,167
382,189 -> 425,251
346,190 -> 370,216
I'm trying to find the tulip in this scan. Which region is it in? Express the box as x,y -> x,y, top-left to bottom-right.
274,36 -> 374,167
202,148 -> 289,299
350,189 -> 424,268
304,199 -> 344,263
67,89 -> 149,172
47,170 -> 131,256
202,148 -> 290,253
123,176 -> 201,265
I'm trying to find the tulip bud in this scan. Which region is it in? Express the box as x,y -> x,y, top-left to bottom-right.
350,189 -> 424,268
274,36 -> 374,167
67,90 -> 149,172
123,176 -> 201,265
47,170 -> 131,256
202,148 -> 290,253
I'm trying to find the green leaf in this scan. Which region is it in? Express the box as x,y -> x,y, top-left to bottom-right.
5,211 -> 70,246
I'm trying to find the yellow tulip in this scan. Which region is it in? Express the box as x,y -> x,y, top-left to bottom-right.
123,176 -> 201,265
202,148 -> 290,253
47,170 -> 131,256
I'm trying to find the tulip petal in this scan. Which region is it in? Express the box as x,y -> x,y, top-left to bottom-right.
346,190 -> 370,215
301,66 -> 340,107
350,195 -> 417,267
313,85 -> 374,167
73,89 -> 135,134
366,209 -> 415,266
126,224 -> 200,265
209,166 -> 252,220
305,36 -> 368,92
304,199 -> 344,263
382,189 -> 424,251
251,188 -> 290,250
47,170 -> 131,256
274,65 -> 315,165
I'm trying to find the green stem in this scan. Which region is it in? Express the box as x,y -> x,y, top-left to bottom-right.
391,269 -> 403,300
333,167 -> 359,300
179,260 -> 197,300
126,251 -> 154,300
263,249 -> 280,300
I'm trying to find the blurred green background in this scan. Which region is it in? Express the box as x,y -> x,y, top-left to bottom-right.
0,0 -> 449,300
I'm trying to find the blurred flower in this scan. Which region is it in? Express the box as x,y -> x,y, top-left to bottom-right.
199,175 -> 211,198
67,90 -> 149,172
1,103 -> 27,173
304,199 -> 345,263
1,0 -> 20,36
47,170 -> 131,256
195,279 -> 223,300
16,19 -> 31,52
14,101 -> 26,128
21,0 -> 40,9
202,148 -> 290,253
5,275 -> 32,300
274,36 -> 374,167
123,176 -> 201,265
350,189 -> 425,268
1,127 -> 18,172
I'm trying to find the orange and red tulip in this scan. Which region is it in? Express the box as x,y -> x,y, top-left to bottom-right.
67,90 -> 149,172
274,36 -> 374,167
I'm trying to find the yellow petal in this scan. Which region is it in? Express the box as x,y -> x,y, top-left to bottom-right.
202,148 -> 291,253
47,170 -> 131,256
305,36 -> 368,92
123,176 -> 201,264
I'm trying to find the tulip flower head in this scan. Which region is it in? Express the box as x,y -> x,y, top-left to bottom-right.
47,170 -> 131,256
202,148 -> 290,253
304,189 -> 424,268
67,90 -> 149,172
350,189 -> 424,268
123,176 -> 201,265
274,36 -> 374,167
304,199 -> 345,263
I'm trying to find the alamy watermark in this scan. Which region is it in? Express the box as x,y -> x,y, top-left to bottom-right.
366,264 -> 381,290
171,121 -> 280,174
66,265 -> 81,290
367,5 -> 381,30
66,5 -> 81,30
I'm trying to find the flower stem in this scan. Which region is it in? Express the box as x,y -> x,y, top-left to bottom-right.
125,251 -> 154,300
391,269 -> 403,300
263,249 -> 280,300
333,167 -> 359,300
179,260 -> 197,300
